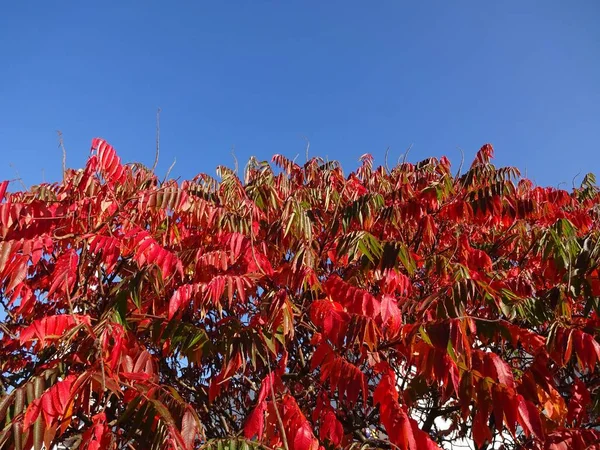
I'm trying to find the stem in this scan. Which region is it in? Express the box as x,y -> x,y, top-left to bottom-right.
265,350 -> 289,450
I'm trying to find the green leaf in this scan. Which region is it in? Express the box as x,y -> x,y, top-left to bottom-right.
117,396 -> 143,425
114,289 -> 129,328
397,243 -> 416,275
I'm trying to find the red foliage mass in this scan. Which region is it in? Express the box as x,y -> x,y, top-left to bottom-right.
0,140 -> 599,450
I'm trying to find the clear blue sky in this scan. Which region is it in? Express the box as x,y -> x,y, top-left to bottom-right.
1,1 -> 599,188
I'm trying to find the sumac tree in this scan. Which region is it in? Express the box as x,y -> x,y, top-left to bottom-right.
1,138 -> 600,450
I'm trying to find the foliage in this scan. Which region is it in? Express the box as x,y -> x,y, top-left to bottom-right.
1,139 -> 600,449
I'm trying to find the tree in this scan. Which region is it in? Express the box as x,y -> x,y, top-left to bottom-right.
0,138 -> 599,450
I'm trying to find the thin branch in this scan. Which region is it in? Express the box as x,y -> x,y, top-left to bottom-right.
572,171 -> 582,190
8,164 -> 26,190
302,136 -> 310,163
265,350 -> 289,450
95,338 -> 106,392
163,158 -> 176,182
384,146 -> 390,173
401,143 -> 413,164
422,403 -> 462,432
455,147 -> 465,179
231,145 -> 239,175
0,323 -> 16,339
153,107 -> 161,172
57,130 -> 67,179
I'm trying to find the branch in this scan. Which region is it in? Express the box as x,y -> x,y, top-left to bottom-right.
422,404 -> 461,433
231,145 -> 239,175
384,146 -> 390,173
455,147 -> 465,179
57,130 -> 67,179
265,350 -> 289,450
163,158 -> 176,183
401,143 -> 413,164
153,107 -> 161,172
302,136 -> 310,163
8,164 -> 27,190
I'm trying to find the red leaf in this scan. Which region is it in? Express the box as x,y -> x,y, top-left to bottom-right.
499,388 -> 518,437
310,300 -> 349,346
380,294 -> 401,325
310,342 -> 332,371
0,180 -> 8,202
380,269 -> 411,295
282,395 -> 318,450
91,138 -> 125,186
484,352 -> 515,389
395,409 -> 417,450
472,409 -> 492,448
323,275 -> 379,318
23,398 -> 41,431
411,418 -> 440,449
20,314 -> 89,347
169,283 -> 202,319
181,409 -> 198,449
88,235 -> 121,273
319,410 -> 343,446
82,412 -> 111,450
517,395 -> 544,440
48,249 -> 78,298
294,423 -> 318,450
244,402 -> 267,440
5,254 -> 28,292
472,143 -> 494,166
567,378 -> 591,426
121,372 -> 150,381
40,376 -> 76,426
125,227 -> 183,279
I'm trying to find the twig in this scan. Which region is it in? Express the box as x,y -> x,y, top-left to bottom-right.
249,227 -> 267,276
302,136 -> 310,163
0,294 -> 16,322
401,143 -> 413,164
384,146 -> 390,173
265,350 -> 289,450
455,147 -> 465,179
0,323 -> 16,339
231,145 -> 238,175
96,338 -> 106,392
422,404 -> 461,432
153,108 -> 161,172
9,164 -> 27,190
317,181 -> 348,261
164,158 -> 176,182
57,130 -> 67,179
572,171 -> 581,190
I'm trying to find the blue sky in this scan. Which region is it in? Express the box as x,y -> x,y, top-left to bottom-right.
1,1 -> 599,188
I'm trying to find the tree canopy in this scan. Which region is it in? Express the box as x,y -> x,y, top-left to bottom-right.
1,139 -> 599,450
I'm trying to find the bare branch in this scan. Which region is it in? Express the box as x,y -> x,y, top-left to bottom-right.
8,163 -> 27,190
455,147 -> 465,179
57,130 -> 67,180
164,158 -> 176,182
231,145 -> 239,175
302,135 -> 310,163
384,146 -> 390,173
153,107 -> 161,172
401,143 -> 413,164
265,350 -> 289,450
572,171 -> 581,190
